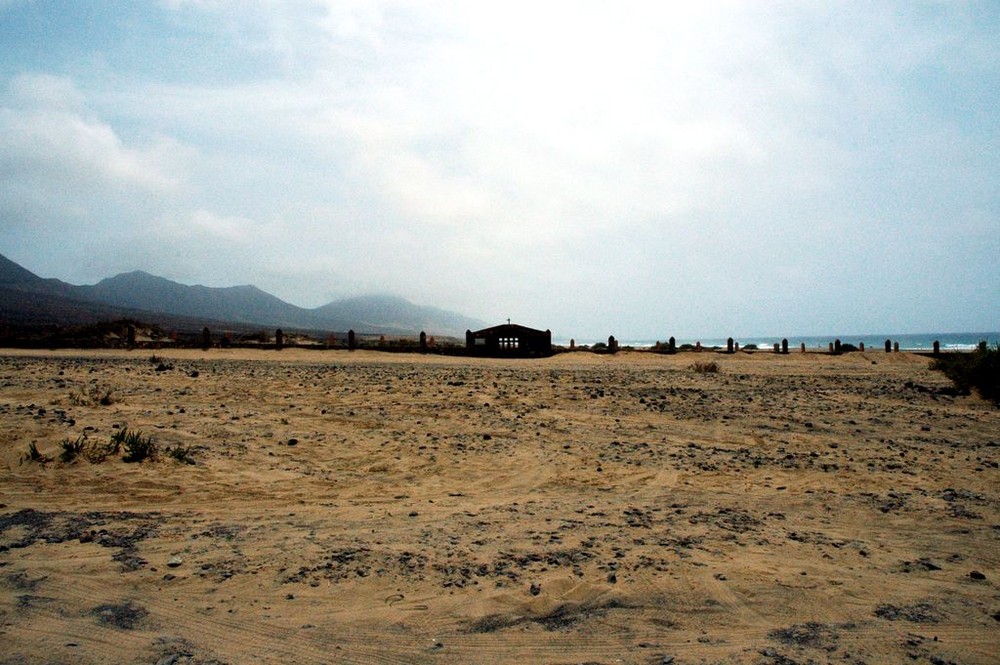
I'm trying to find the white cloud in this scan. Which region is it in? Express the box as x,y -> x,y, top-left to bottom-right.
153,209 -> 271,244
8,72 -> 86,111
0,74 -> 187,225
1,2 -> 997,336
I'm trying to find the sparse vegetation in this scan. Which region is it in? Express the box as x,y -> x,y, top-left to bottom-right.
68,383 -> 115,406
165,444 -> 196,465
3,318 -> 168,350
24,427 -> 162,465
59,435 -> 88,463
239,330 -> 269,344
83,439 -> 114,464
148,354 -> 173,372
22,442 -> 51,464
117,428 -> 157,463
931,342 -> 1000,405
690,361 -> 720,374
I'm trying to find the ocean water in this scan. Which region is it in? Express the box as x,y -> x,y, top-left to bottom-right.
559,332 -> 1000,352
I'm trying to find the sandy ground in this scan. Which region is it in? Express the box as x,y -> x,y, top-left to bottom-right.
0,348 -> 997,665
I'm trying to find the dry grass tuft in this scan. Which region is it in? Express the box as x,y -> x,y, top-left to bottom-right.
689,361 -> 720,374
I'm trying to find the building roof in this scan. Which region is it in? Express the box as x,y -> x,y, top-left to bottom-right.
468,323 -> 550,336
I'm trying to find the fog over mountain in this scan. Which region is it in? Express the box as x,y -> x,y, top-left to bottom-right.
0,254 -> 485,337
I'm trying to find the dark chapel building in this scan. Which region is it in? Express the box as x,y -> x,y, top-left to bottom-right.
466,322 -> 553,357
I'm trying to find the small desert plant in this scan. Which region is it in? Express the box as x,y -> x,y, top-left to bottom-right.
68,383 -> 115,406
117,428 -> 157,463
59,432 -> 119,464
59,435 -> 89,463
931,342 -> 1000,405
22,442 -> 52,464
164,444 -> 196,465
83,436 -> 117,464
108,428 -> 126,456
25,429 -> 173,466
690,361 -> 720,374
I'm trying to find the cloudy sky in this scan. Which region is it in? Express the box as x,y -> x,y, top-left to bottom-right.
1,1 -> 997,339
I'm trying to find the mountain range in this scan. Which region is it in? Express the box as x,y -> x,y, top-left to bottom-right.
0,254 -> 485,337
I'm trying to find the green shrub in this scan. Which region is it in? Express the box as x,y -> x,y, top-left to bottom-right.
931,342 -> 1000,405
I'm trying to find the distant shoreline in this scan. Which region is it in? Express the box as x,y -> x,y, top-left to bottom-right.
560,331 -> 999,352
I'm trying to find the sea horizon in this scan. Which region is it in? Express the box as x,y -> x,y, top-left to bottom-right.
556,331 -> 1000,352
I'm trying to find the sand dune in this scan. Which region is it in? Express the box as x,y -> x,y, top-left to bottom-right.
1,348 -> 997,664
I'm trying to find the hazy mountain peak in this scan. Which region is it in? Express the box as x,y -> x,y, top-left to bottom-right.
0,254 -> 484,337
0,254 -> 43,285
95,269 -> 164,285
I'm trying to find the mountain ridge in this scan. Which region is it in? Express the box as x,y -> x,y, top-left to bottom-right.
0,254 -> 485,337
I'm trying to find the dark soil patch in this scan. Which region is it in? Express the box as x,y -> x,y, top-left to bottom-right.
91,600 -> 149,630
894,558 -> 943,573
768,622 -> 842,651
464,613 -> 523,634
875,602 -> 941,623
465,599 -> 631,633
758,648 -> 807,665
3,571 -> 47,591
16,594 -> 57,610
152,636 -> 230,665
0,509 -> 161,571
